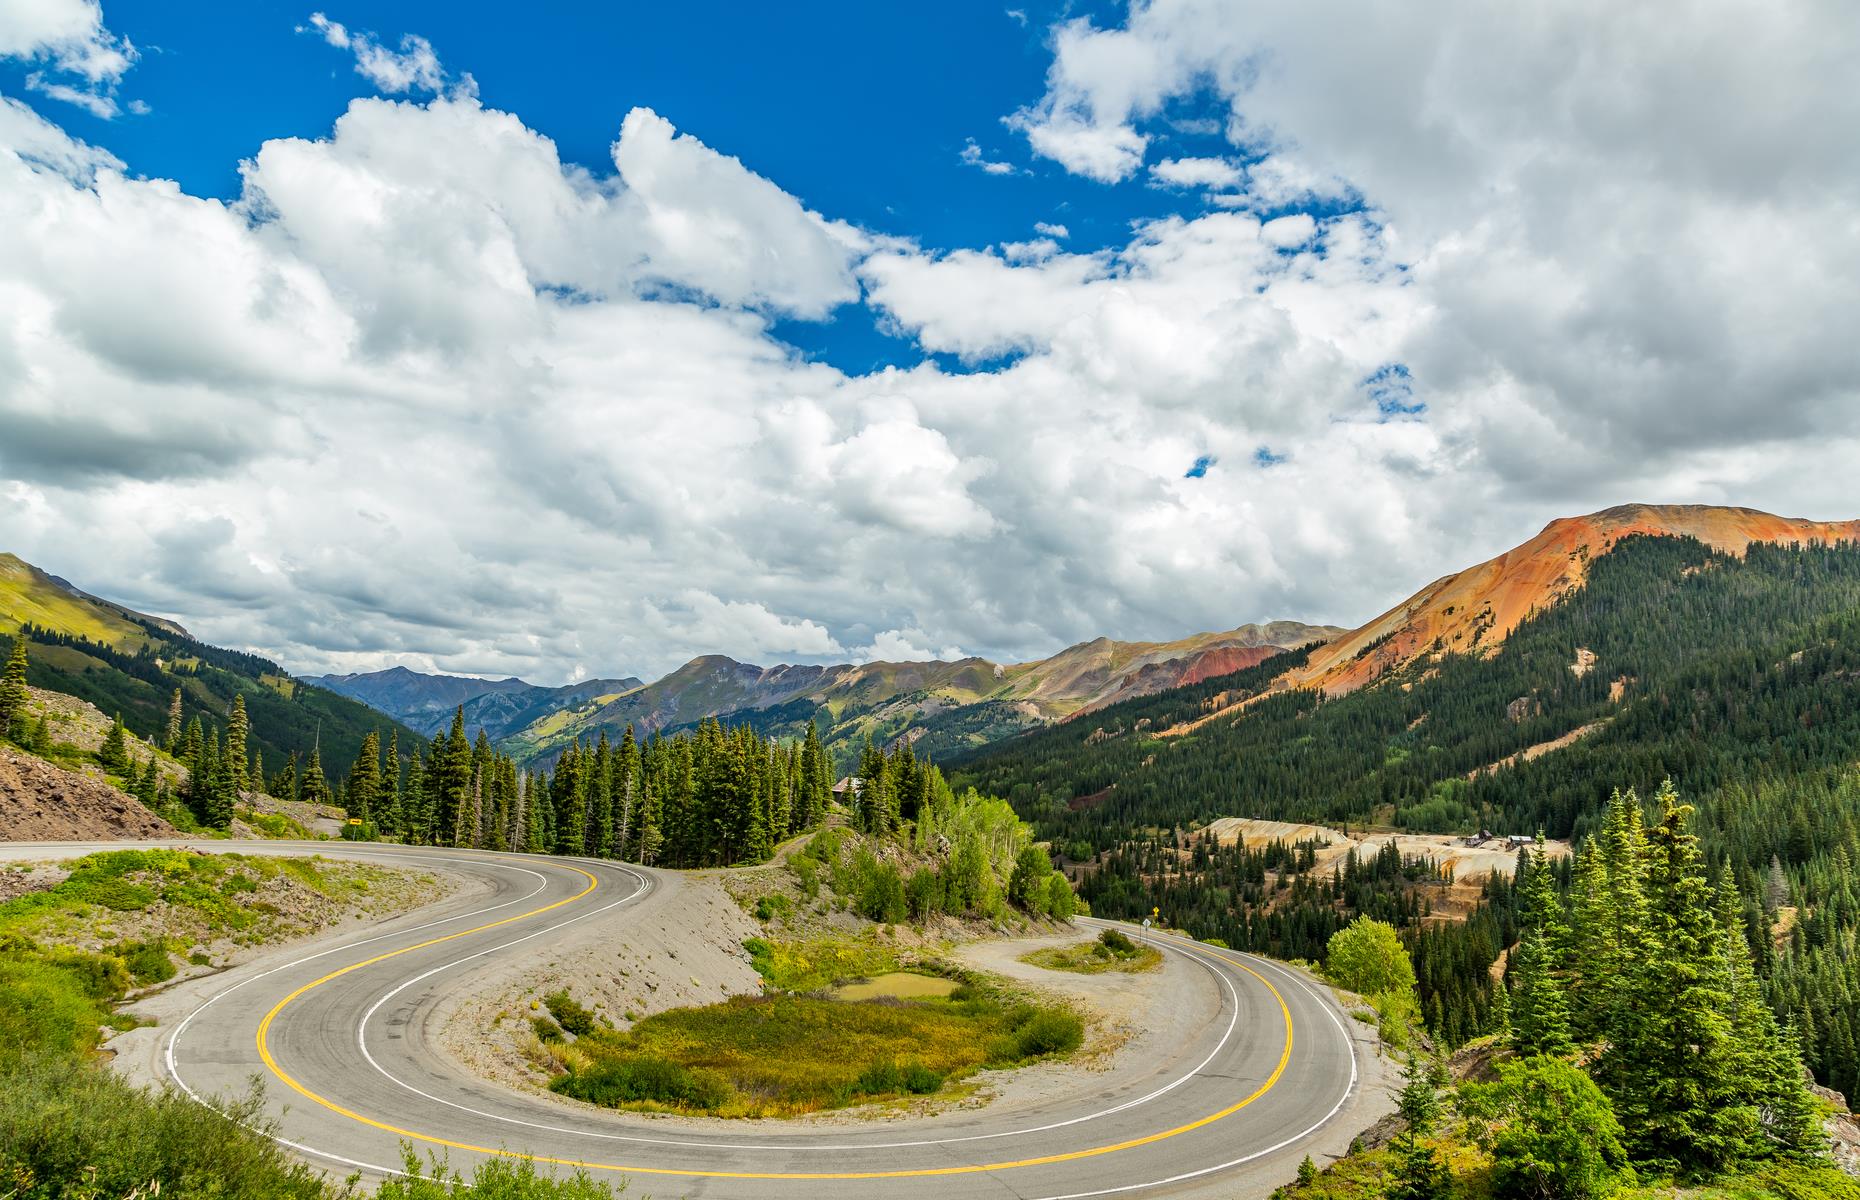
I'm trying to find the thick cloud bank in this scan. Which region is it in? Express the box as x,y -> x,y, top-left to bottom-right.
1,4 -> 1855,683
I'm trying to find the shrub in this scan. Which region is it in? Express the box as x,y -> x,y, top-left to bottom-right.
855,1060 -> 904,1094
0,1052 -> 328,1199
753,894 -> 791,922
900,1063 -> 944,1094
1324,917 -> 1416,997
1461,1056 -> 1627,1200
544,990 -> 599,1038
905,868 -> 944,918
1008,1008 -> 1084,1058
0,956 -> 113,1065
1045,872 -> 1078,919
113,938 -> 177,985
856,863 -> 908,924
376,1145 -> 622,1198
1099,928 -> 1137,955
552,1055 -> 732,1111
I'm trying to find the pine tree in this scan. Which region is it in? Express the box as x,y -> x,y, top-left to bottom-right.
225,694 -> 250,792
613,725 -> 640,857
404,752 -> 427,843
98,714 -> 130,773
1390,1051 -> 1448,1200
250,749 -> 266,797
349,731 -> 382,825
163,687 -> 183,751
301,743 -> 329,806
134,753 -> 160,805
0,636 -> 29,740
1510,834 -> 1573,1057
438,709 -> 472,847
1598,782 -> 1761,1171
276,751 -> 298,804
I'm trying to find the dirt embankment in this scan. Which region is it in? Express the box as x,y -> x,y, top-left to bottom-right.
437,869 -> 767,1092
0,744 -> 175,841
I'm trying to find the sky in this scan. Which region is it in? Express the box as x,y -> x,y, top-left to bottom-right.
1,0 -> 1856,685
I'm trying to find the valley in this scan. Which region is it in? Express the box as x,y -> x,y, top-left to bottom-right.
4,501 -> 1860,1200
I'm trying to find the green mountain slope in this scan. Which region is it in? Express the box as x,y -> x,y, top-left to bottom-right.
1,554 -> 420,778
954,514 -> 1860,1098
956,532 -> 1860,846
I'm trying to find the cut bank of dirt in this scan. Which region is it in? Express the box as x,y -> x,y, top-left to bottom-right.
0,743 -> 176,841
435,867 -> 767,1095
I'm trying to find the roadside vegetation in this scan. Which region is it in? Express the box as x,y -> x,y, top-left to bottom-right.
0,848 -> 439,975
0,850 -> 612,1199
542,967 -> 1084,1117
1290,788 -> 1850,1200
1022,928 -> 1161,974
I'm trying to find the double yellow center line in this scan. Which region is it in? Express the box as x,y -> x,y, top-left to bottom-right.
255,863 -> 1294,1180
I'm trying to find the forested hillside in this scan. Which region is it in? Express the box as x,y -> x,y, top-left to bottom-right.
957,531 -> 1860,1098
959,535 -> 1860,848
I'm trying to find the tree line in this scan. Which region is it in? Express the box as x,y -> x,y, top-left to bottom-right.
313,710 -> 835,867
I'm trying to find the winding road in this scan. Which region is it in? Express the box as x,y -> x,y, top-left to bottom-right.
10,843 -> 1388,1199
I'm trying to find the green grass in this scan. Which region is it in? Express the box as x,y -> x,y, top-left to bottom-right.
0,850 -> 411,979
0,554 -> 147,647
550,981 -> 1084,1118
236,808 -> 315,839
1021,929 -> 1162,974
742,933 -> 901,992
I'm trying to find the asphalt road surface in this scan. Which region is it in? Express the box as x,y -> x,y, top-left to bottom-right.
8,842 -> 1379,1199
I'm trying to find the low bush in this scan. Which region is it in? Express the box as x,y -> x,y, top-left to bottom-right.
112,938 -> 177,985
1014,1008 -> 1084,1057
551,1054 -> 731,1111
544,990 -> 599,1038
1098,928 -> 1136,955
0,1052 -> 329,1199
376,1146 -> 624,1198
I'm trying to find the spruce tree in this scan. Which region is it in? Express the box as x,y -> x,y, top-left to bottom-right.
301,743 -> 329,806
1510,834 -> 1573,1056
0,636 -> 30,739
1598,782 -> 1761,1171
134,753 -> 160,805
163,687 -> 183,751
98,714 -> 130,773
1390,1051 -> 1448,1200
225,694 -> 250,792
349,732 -> 382,824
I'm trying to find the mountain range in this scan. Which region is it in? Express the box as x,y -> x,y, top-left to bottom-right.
310,621 -> 1339,769
10,501 -> 1858,784
305,667 -> 645,741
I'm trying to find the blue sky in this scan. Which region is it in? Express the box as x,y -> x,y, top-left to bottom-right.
0,0 -> 1247,376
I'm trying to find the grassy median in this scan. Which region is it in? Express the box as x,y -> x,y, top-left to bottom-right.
545,974 -> 1083,1118
1020,928 -> 1161,975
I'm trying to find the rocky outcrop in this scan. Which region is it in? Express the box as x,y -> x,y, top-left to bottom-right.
0,745 -> 175,841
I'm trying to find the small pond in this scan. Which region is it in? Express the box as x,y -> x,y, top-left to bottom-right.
831,972 -> 959,1001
